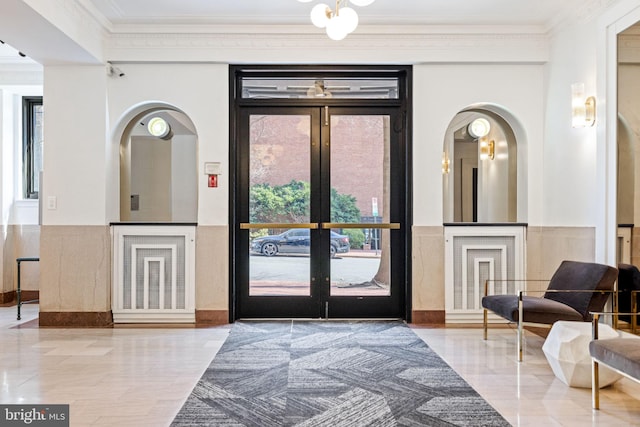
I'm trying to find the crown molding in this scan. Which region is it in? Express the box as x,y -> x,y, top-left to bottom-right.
104,30 -> 549,64
107,23 -> 549,36
0,65 -> 43,85
546,0 -> 620,34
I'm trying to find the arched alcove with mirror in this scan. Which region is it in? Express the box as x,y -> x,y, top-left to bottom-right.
442,108 -> 518,223
119,107 -> 198,222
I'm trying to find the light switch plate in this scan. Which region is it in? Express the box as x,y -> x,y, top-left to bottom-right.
47,196 -> 57,210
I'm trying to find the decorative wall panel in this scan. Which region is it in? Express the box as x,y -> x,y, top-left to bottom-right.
445,226 -> 526,323
112,225 -> 195,323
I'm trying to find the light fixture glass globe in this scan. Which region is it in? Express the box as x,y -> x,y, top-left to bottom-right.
311,4 -> 331,28
148,117 -> 171,138
350,0 -> 375,6
468,118 -> 491,138
338,7 -> 358,34
326,16 -> 348,40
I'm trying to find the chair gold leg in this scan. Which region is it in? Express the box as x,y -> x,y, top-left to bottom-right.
592,359 -> 600,410
633,295 -> 638,335
518,320 -> 523,362
483,309 -> 488,340
518,292 -> 524,362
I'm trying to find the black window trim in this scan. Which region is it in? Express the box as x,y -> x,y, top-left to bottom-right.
23,96 -> 42,199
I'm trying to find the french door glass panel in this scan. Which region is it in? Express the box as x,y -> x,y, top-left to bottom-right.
248,114 -> 311,296
329,115 -> 390,297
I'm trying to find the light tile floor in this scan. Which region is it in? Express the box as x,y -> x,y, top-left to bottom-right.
1,306 -> 639,426
411,325 -> 640,426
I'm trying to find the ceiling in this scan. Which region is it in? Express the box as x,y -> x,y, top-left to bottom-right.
0,40 -> 34,64
85,0 -> 582,28
0,0 -> 595,67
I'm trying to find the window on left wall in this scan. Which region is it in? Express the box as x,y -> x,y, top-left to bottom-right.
23,96 -> 43,199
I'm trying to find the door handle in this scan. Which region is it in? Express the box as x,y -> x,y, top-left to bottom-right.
321,223 -> 400,229
240,223 -> 319,229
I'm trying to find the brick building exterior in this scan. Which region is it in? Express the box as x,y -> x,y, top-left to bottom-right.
249,114 -> 385,218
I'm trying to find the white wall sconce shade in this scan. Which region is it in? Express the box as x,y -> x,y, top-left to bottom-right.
468,118 -> 491,138
571,82 -> 596,127
147,117 -> 173,140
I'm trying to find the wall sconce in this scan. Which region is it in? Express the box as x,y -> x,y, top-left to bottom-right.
147,116 -> 173,140
571,82 -> 596,127
468,118 -> 491,139
480,139 -> 495,160
442,151 -> 450,174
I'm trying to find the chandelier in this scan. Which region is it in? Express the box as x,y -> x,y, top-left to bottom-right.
298,0 -> 376,41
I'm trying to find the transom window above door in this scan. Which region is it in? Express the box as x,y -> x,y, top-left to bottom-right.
240,77 -> 399,99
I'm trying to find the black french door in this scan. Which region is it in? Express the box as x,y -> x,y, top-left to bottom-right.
230,66 -> 411,320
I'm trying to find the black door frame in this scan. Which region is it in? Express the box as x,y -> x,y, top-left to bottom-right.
229,65 -> 413,321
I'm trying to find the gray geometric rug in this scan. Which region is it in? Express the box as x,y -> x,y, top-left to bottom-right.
172,320 -> 511,426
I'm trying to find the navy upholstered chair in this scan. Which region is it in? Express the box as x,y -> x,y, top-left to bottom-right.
482,260 -> 618,361
617,263 -> 640,332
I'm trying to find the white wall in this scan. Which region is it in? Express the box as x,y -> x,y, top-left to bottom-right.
413,63 -> 544,226
42,65 -> 107,225
106,63 -> 228,226
543,22 -> 599,227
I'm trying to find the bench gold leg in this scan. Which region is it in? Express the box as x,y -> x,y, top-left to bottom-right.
592,359 -> 600,410
483,309 -> 488,340
518,293 -> 524,362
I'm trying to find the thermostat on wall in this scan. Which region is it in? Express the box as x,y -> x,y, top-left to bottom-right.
204,162 -> 221,175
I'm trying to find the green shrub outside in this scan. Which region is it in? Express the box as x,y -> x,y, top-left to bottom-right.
343,229 -> 365,249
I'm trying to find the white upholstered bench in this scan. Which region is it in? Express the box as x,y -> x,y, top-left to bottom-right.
589,312 -> 640,410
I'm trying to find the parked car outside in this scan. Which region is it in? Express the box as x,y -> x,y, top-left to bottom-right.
250,229 -> 349,257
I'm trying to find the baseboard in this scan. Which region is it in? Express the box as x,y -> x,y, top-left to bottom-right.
411,310 -> 445,325
19,290 -> 39,302
39,311 -> 114,327
0,291 -> 16,304
0,290 -> 39,304
196,310 -> 229,325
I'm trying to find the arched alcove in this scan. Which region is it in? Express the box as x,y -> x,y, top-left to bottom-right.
443,105 -> 524,223
113,103 -> 198,222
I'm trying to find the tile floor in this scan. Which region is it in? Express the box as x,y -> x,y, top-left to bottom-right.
1,305 -> 639,426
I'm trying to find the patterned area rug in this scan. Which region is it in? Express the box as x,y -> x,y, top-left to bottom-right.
172,321 -> 510,426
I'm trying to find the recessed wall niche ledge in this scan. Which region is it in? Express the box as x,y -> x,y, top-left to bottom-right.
109,222 -> 198,226
443,222 -> 528,227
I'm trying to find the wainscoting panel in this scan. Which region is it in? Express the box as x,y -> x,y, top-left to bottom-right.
112,225 -> 195,323
445,225 -> 526,323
